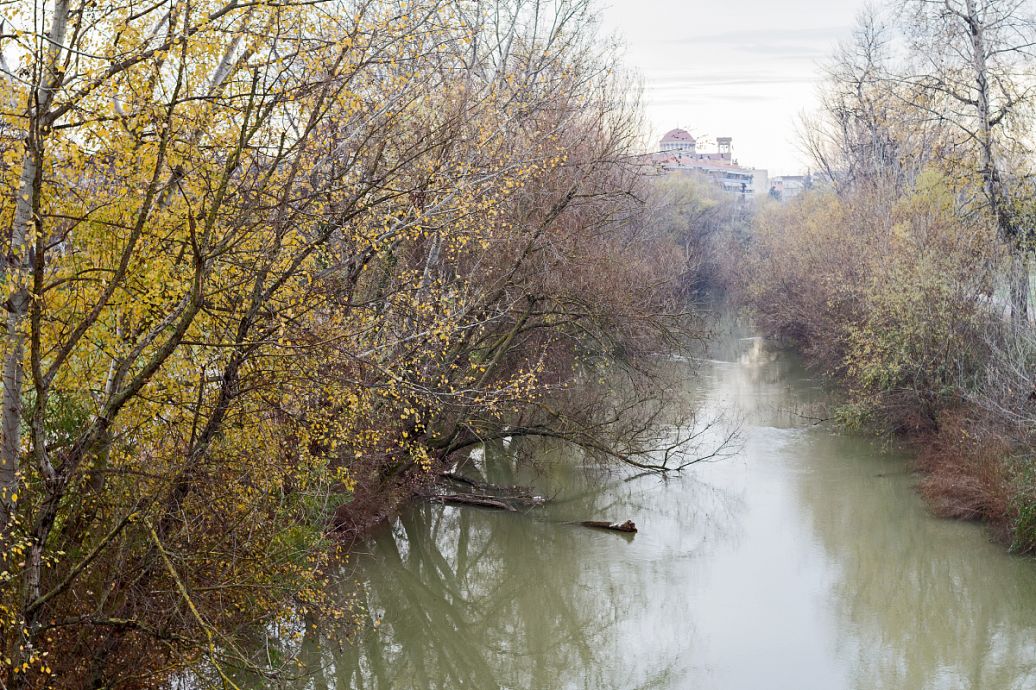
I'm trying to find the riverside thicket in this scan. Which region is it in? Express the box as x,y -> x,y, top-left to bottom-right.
0,1 -> 707,686
735,0 -> 1036,553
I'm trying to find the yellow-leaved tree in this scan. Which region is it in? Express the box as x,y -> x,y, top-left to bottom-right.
0,0 -> 702,686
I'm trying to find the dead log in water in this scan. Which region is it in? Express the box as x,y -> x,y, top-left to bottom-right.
429,472 -> 548,512
580,519 -> 638,533
439,471 -> 479,487
429,494 -> 518,511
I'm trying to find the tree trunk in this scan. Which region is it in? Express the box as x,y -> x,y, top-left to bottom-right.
1011,249 -> 1029,326
0,155 -> 35,533
1,0 -> 71,535
960,0 -> 1028,327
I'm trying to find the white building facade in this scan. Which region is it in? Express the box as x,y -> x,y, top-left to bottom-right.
652,128 -> 768,199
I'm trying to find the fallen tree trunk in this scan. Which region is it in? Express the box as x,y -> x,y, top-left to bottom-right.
429,494 -> 518,511
439,471 -> 479,487
580,520 -> 638,533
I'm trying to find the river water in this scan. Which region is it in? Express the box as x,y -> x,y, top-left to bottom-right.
287,315 -> 1036,689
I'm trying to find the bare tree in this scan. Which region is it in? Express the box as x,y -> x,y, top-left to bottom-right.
900,0 -> 1036,323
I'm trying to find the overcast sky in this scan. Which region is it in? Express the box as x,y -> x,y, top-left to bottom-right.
599,0 -> 865,175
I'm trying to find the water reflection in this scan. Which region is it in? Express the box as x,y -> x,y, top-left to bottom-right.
248,312 -> 1036,690
795,431 -> 1036,690
314,438 -> 740,690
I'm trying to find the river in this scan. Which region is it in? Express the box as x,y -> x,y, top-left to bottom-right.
266,313 -> 1036,689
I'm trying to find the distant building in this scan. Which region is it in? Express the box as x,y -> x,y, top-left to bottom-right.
650,128 -> 767,199
769,175 -> 811,202
660,128 -> 697,153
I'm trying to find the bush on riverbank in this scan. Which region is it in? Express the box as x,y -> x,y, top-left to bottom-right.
735,172 -> 1036,550
739,182 -> 1036,552
640,174 -> 751,294
737,177 -> 1036,547
733,0 -> 1036,553
742,174 -> 1000,417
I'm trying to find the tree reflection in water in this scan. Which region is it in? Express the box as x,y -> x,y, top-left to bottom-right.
793,432 -> 1036,690
218,313 -> 1036,690
265,437 -> 714,690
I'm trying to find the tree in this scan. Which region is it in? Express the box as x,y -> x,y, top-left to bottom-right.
0,0 -> 706,685
900,0 -> 1036,323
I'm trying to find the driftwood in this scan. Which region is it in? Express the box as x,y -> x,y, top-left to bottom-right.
429,494 -> 517,511
439,472 -> 540,500
429,471 -> 547,513
439,471 -> 479,487
427,488 -> 636,536
580,520 -> 637,533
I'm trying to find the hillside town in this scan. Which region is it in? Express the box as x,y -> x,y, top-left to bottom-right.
650,127 -> 810,201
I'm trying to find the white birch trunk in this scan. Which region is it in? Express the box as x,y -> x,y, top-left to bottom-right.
0,0 -> 71,532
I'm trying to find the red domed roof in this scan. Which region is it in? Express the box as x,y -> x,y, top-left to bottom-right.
661,128 -> 695,143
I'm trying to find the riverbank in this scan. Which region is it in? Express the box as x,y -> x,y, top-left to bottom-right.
914,405 -> 1036,551
265,314 -> 1036,690
731,184 -> 1036,553
0,2 -> 703,681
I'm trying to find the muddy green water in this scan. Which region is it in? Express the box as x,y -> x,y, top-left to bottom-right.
289,319 -> 1036,689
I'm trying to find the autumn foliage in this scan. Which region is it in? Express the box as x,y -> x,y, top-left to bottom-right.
0,1 -> 696,686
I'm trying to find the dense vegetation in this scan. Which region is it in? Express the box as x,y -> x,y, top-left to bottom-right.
0,1 -> 709,686
9,0 -> 1035,685
735,0 -> 1036,552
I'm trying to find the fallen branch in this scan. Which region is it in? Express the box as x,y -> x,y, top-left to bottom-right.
439,471 -> 479,487
580,520 -> 637,533
429,494 -> 518,511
